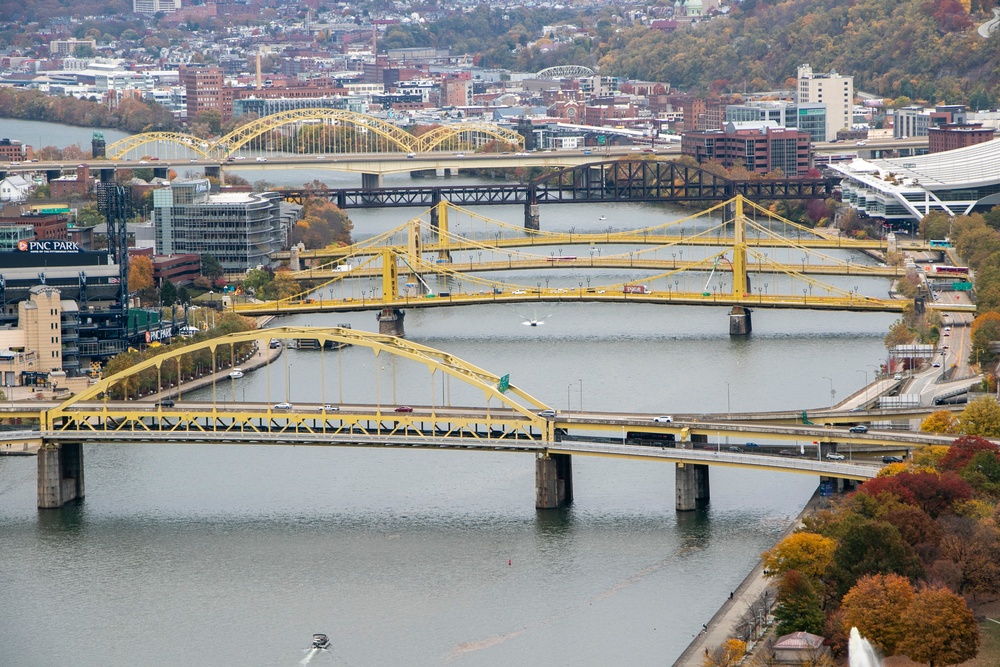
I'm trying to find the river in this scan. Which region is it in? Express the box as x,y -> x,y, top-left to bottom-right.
0,122 -> 895,666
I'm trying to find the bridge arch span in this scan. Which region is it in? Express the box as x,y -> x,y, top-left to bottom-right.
414,123 -> 524,153
106,132 -> 213,160
535,65 -> 596,79
45,326 -> 550,429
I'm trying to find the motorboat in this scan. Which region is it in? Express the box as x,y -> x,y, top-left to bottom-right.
228,368 -> 244,379
311,634 -> 331,650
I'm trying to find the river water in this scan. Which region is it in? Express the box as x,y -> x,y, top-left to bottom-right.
0,124 -> 895,666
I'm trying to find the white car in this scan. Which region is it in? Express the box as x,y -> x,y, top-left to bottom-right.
825,452 -> 846,460
316,155 -> 326,159
653,416 -> 673,423
514,152 -> 530,156
255,157 -> 267,162
273,401 -> 293,410
321,404 -> 338,411
512,290 -> 527,295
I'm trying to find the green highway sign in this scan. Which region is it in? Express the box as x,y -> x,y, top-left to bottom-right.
497,374 -> 510,393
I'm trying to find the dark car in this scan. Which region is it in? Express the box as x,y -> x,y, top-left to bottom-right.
744,442 -> 760,448
155,399 -> 175,408
778,449 -> 799,457
848,425 -> 868,433
882,455 -> 904,464
728,446 -> 744,452
394,406 -> 413,413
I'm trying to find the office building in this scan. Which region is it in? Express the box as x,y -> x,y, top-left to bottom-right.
681,122 -> 812,176
153,179 -> 286,274
796,64 -> 853,141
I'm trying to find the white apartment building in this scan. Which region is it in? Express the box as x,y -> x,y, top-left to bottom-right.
796,64 -> 853,142
133,0 -> 180,15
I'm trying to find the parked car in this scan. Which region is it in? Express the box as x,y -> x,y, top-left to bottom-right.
848,425 -> 868,433
882,455 -> 904,464
394,405 -> 413,413
825,452 -> 846,460
652,415 -> 673,423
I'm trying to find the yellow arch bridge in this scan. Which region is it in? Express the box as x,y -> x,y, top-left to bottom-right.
233,195 -> 974,333
37,327 -> 952,512
105,109 -> 525,160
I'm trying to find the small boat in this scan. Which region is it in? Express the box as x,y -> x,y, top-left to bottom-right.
598,215 -> 606,221
229,368 -> 244,379
311,634 -> 331,650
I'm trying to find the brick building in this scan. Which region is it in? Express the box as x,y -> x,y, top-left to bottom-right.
183,65 -> 233,122
681,122 -> 812,176
928,124 -> 996,153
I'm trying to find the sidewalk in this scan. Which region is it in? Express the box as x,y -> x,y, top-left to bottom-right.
672,490 -> 825,667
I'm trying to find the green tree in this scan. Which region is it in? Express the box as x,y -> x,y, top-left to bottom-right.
241,268 -> 273,296
773,570 -> 826,636
839,573 -> 914,656
159,280 -> 178,306
898,587 -> 979,667
830,520 -> 924,596
201,254 -> 224,281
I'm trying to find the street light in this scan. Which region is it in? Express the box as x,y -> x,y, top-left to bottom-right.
822,376 -> 835,404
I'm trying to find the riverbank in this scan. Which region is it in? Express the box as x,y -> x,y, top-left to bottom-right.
672,488 -> 826,666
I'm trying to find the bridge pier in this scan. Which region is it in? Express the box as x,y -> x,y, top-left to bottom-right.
536,453 -> 573,509
204,165 -> 221,184
37,442 -> 85,509
362,172 -> 383,190
729,306 -> 752,336
524,187 -> 540,230
377,308 -> 405,337
409,169 -> 436,178
45,169 -> 62,183
675,462 -> 709,511
153,166 -> 170,181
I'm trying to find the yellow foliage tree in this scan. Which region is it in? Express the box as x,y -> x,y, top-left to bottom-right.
703,638 -> 746,667
920,410 -> 957,435
840,573 -> 914,656
761,532 -> 836,581
958,396 -> 1000,437
911,445 -> 950,468
876,462 -> 908,477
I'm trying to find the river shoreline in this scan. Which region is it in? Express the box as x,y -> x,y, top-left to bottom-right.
672,488 -> 826,666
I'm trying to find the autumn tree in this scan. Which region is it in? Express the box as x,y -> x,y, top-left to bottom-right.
958,396 -> 1000,436
940,435 -> 1000,471
883,319 -> 914,349
839,573 -> 914,656
920,410 -> 957,435
934,515 -> 1000,596
703,638 -> 746,667
898,587 -> 979,667
761,532 -> 836,581
129,254 -> 155,303
773,570 -> 826,636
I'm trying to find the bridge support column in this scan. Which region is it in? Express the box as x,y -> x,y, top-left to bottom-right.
362,172 -> 383,189
153,166 -> 170,181
409,169 -> 436,178
524,187 -> 540,230
45,169 -> 63,183
729,306 -> 752,336
290,245 -> 301,272
536,453 -> 573,509
676,462 -> 710,511
37,442 -> 85,509
377,308 -> 405,337
204,165 -> 221,185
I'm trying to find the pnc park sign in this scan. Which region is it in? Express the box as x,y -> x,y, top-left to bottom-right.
17,239 -> 81,253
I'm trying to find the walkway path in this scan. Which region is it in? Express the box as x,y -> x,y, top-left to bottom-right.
672,490 -> 824,666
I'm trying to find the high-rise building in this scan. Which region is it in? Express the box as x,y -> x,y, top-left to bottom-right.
796,64 -> 853,142
133,0 -> 180,15
182,65 -> 232,122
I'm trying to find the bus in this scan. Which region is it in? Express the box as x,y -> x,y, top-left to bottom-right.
927,265 -> 969,278
928,240 -> 953,248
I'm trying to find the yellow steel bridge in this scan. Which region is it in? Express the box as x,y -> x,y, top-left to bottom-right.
232,195 -> 973,318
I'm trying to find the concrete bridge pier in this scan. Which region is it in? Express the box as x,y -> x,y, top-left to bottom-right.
153,166 -> 170,180
675,462 -> 709,511
820,476 -> 857,494
536,453 -> 573,509
38,442 -> 85,509
409,169 -> 436,178
377,308 -> 405,337
362,172 -> 383,189
729,306 -> 752,336
204,165 -> 221,184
